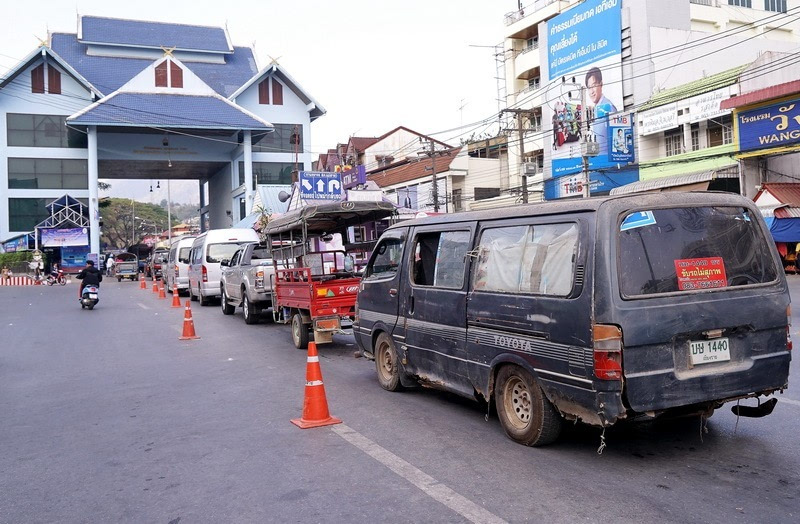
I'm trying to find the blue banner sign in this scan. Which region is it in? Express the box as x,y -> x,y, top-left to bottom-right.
299,171 -> 343,200
342,165 -> 367,190
547,0 -> 621,78
41,227 -> 89,247
737,97 -> 800,152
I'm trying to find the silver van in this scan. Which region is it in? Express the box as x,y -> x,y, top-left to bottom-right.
187,228 -> 260,306
164,236 -> 196,294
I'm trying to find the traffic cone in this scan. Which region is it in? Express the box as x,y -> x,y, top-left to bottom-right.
171,284 -> 182,307
179,300 -> 200,340
158,282 -> 167,299
139,276 -> 147,289
152,279 -> 159,293
291,342 -> 342,429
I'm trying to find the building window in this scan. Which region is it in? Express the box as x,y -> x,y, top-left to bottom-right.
258,79 -> 270,104
8,158 -> 89,189
31,64 -> 45,93
252,124 -> 303,153
452,188 -> 462,212
238,161 -> 295,188
239,197 -> 246,220
764,0 -> 785,11
155,60 -> 182,88
708,115 -> 733,147
272,79 -> 283,105
9,198 -> 50,231
728,0 -> 752,7
47,65 -> 61,94
7,114 -> 87,148
691,125 -> 700,151
665,131 -> 684,157
528,77 -> 540,92
525,36 -> 538,51
475,187 -> 501,201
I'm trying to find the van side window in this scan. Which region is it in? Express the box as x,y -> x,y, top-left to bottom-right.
412,231 -> 470,288
364,238 -> 404,280
472,223 -> 578,296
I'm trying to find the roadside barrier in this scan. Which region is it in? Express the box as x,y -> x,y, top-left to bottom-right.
171,284 -> 182,307
179,300 -> 200,340
158,281 -> 167,299
0,276 -> 35,286
291,342 -> 342,429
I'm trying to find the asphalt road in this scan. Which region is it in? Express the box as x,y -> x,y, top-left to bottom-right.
1,277 -> 799,523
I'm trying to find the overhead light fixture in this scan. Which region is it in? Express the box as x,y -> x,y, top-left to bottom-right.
156,181 -> 161,189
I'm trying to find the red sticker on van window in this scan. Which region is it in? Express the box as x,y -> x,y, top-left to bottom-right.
674,257 -> 727,291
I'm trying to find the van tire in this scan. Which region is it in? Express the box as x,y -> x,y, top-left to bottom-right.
200,292 -> 210,306
495,366 -> 562,447
190,287 -> 198,302
375,332 -> 404,392
292,313 -> 309,349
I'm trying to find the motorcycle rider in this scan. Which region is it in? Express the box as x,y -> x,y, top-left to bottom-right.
76,259 -> 103,300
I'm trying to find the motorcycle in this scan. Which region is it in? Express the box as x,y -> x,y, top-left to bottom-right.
46,270 -> 67,286
80,285 -> 100,310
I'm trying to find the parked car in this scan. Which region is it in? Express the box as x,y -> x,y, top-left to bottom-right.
112,252 -> 139,282
164,236 -> 196,295
188,228 -> 260,306
220,242 -> 275,324
355,191 -> 792,447
145,248 -> 169,279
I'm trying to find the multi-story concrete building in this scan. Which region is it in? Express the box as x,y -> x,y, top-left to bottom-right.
503,0 -> 800,199
0,15 -> 323,257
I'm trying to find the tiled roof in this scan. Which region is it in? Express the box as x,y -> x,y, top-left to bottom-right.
349,136 -> 378,152
374,126 -> 452,149
640,65 -> 747,111
757,183 -> 800,218
68,93 -> 272,130
80,16 -> 232,53
50,33 -> 256,97
368,148 -> 462,188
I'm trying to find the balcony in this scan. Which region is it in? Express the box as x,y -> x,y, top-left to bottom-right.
504,0 -> 572,39
515,48 -> 541,80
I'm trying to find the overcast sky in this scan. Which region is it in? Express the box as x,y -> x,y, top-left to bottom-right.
0,0 -> 512,204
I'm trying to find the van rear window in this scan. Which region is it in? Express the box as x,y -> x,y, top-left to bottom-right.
618,207 -> 778,297
207,243 -> 247,263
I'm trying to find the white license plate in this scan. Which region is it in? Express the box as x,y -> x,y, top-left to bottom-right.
89,293 -> 98,299
689,337 -> 730,365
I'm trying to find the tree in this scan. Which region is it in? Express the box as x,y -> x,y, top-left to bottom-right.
99,198 -> 169,250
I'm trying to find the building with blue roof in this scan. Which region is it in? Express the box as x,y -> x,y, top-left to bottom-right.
0,15 -> 325,258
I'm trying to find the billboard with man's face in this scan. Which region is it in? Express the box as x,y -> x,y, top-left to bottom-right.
545,0 -> 634,181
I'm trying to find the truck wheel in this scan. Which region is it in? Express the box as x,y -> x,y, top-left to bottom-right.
117,276 -> 121,282
291,313 -> 309,349
220,288 -> 234,315
200,292 -> 210,306
375,332 -> 404,392
495,366 -> 562,447
189,287 -> 198,302
243,295 -> 259,325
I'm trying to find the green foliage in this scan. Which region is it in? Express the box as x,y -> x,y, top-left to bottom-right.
100,198 -> 169,249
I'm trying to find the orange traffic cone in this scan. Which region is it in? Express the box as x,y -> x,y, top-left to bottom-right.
171,284 -> 181,307
158,281 -> 167,299
179,300 -> 200,340
139,276 -> 147,289
291,342 -> 342,429
152,279 -> 159,293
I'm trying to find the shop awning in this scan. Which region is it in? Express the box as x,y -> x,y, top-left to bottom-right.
764,217 -> 800,243
609,168 -> 738,196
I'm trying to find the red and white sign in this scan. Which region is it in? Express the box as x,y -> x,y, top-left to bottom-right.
674,257 -> 727,291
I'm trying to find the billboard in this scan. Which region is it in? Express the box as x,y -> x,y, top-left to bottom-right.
737,96 -> 800,153
545,0 -> 635,188
41,227 -> 89,247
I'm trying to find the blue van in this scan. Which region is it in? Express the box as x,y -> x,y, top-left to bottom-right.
354,192 -> 792,446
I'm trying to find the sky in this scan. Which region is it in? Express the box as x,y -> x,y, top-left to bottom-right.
0,0 -> 515,204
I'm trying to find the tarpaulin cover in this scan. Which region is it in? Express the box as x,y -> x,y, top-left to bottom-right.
764,217 -> 800,242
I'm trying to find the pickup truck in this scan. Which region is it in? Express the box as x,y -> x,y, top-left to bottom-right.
220,242 -> 275,324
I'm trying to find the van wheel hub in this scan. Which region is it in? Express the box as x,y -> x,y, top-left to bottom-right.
505,377 -> 531,426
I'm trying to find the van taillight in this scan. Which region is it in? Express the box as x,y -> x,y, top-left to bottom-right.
174,264 -> 179,277
201,265 -> 208,282
787,306 -> 792,351
593,324 -> 623,380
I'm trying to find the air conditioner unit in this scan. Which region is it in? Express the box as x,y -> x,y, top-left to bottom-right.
523,162 -> 540,175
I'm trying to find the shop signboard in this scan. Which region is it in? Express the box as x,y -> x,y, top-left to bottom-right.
737,97 -> 800,153
41,227 -> 89,247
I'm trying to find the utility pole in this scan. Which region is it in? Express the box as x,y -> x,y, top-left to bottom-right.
579,85 -> 599,198
419,138 -> 440,212
500,108 -> 536,203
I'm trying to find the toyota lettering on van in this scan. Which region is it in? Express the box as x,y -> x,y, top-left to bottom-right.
493,334 -> 533,352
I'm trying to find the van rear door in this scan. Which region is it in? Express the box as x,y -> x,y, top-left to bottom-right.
601,202 -> 791,414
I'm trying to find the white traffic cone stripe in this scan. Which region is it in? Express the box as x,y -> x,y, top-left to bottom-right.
307,356 -> 320,363
306,380 -> 324,386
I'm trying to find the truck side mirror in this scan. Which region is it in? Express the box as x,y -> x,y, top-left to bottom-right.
221,259 -> 230,267
344,255 -> 354,272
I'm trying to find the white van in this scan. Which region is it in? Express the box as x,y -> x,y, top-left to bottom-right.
188,228 -> 260,305
164,235 -> 196,294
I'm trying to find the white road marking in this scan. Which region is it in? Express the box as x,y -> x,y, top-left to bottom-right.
332,424 -> 506,524
137,303 -> 150,310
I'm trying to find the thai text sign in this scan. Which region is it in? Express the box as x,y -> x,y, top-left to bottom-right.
674,257 -> 727,291
738,97 -> 800,152
547,0 -> 621,78
341,165 -> 367,190
41,227 -> 89,247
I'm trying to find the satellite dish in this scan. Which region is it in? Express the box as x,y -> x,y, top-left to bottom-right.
278,191 -> 291,203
